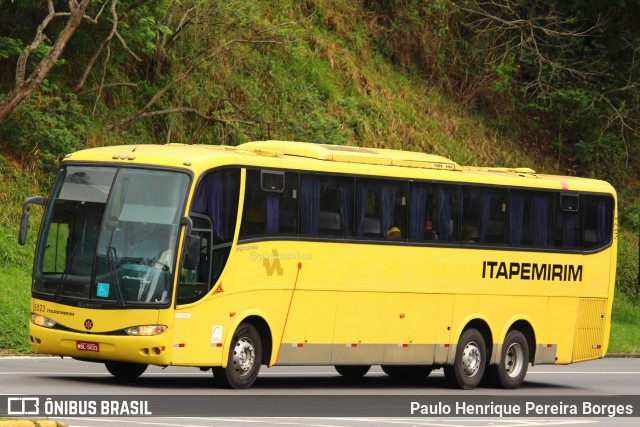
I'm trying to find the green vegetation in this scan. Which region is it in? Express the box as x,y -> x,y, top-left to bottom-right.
0,155 -> 41,353
610,291 -> 640,355
0,0 -> 638,354
0,257 -> 33,354
611,229 -> 640,354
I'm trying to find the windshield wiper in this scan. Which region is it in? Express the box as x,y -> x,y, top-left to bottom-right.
106,245 -> 125,307
54,242 -> 81,302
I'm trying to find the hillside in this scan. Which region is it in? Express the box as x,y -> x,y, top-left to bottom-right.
0,0 -> 638,353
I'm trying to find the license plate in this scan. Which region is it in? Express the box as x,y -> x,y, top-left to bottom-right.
76,341 -> 99,352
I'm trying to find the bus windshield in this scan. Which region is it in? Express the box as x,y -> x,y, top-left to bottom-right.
33,165 -> 190,307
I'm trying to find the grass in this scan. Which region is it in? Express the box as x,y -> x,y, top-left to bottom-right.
0,244 -> 34,354
0,151 -> 43,354
609,291 -> 640,354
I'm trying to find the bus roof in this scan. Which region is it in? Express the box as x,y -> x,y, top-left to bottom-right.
63,141 -> 615,194
236,140 -> 461,171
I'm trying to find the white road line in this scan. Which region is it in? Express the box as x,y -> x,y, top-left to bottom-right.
174,418 -> 355,427
527,371 -> 640,374
160,418 -> 599,427
57,418 -> 211,427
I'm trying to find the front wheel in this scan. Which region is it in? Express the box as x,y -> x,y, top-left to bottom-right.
444,328 -> 486,390
488,330 -> 529,389
105,361 -> 147,380
335,365 -> 370,378
213,323 -> 262,389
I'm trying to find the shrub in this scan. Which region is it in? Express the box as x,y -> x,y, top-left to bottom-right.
0,87 -> 88,180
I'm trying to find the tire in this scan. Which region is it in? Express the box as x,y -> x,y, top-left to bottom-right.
334,365 -> 370,378
444,328 -> 486,390
213,323 -> 262,389
105,361 -> 147,379
381,365 -> 432,378
490,330 -> 529,389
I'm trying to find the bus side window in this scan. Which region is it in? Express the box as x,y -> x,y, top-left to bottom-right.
408,183 -> 457,242
355,179 -> 404,240
555,193 -> 582,249
460,187 -> 506,244
177,217 -> 211,304
355,182 -> 379,237
583,195 -> 613,249
460,187 -> 481,243
508,190 -> 553,247
300,174 -> 352,238
240,170 -> 299,237
432,184 -> 458,242
184,169 -> 240,304
240,170 -> 264,236
279,173 -> 299,234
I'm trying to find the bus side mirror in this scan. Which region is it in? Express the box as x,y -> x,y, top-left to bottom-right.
183,234 -> 200,270
18,196 -> 47,245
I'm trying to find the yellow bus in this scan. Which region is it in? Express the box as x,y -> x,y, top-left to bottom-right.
20,140 -> 617,389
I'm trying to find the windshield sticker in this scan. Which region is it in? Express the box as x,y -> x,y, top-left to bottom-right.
96,283 -> 110,298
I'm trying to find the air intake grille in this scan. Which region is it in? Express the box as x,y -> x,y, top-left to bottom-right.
572,298 -> 607,362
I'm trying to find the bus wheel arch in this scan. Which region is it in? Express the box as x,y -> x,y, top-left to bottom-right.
213,316 -> 273,389
445,319 -> 492,390
241,315 -> 273,366
508,320 -> 536,365
221,314 -> 274,368
485,320 -> 536,389
453,319 -> 494,363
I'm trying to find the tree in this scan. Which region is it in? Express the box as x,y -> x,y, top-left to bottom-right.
0,0 -> 91,122
458,0 -> 639,180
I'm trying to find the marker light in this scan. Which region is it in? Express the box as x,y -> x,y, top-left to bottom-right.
124,325 -> 168,336
31,314 -> 56,328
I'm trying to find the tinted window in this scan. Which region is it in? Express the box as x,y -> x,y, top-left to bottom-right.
408,182 -> 457,242
300,174 -> 352,237
555,193 -> 582,249
240,169 -> 299,237
508,190 -> 554,247
184,169 -> 240,304
461,187 -> 507,244
192,169 -> 240,244
356,179 -> 406,240
583,195 -> 614,249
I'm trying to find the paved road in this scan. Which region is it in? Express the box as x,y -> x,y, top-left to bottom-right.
1,356 -> 639,426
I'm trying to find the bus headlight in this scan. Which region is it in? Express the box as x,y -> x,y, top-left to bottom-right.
31,314 -> 56,328
124,325 -> 168,336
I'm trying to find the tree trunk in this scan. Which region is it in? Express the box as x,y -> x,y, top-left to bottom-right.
0,0 -> 92,122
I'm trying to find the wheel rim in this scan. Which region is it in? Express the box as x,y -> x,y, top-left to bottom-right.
232,337 -> 255,376
461,341 -> 482,377
504,342 -> 524,378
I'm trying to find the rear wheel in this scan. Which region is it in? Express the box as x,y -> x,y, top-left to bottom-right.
213,323 -> 262,389
444,328 -> 486,390
381,365 -> 432,378
334,365 -> 370,378
489,330 -> 529,389
105,361 -> 147,379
